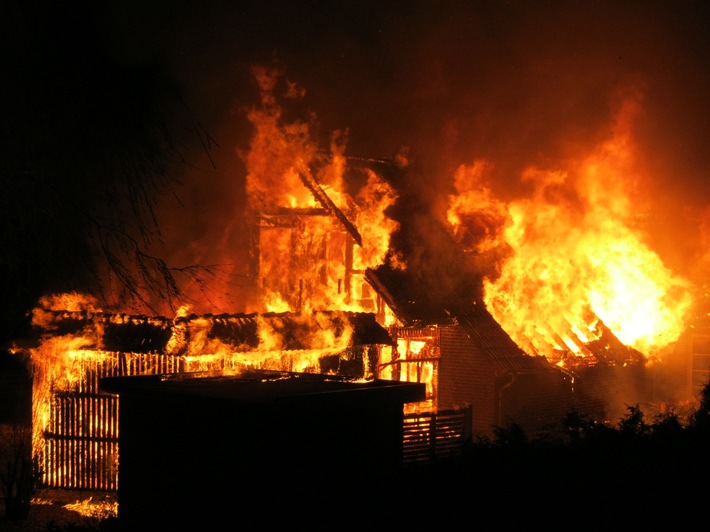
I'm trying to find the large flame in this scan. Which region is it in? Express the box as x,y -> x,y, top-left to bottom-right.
243,66 -> 399,314
448,94 -> 695,362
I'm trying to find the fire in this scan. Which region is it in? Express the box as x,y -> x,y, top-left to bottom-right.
243,66 -> 399,314
244,66 -> 350,213
36,292 -> 102,314
24,68 -> 699,494
23,295 -> 109,456
353,169 -> 400,271
16,303 -> 375,489
10,67 -> 410,490
448,94 -> 695,362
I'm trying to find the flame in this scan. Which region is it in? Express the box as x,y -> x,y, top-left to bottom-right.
448,94 -> 695,362
175,304 -> 192,318
17,303 -> 375,488
243,67 -> 399,314
353,169 -> 400,270
19,68 -> 703,494
24,318 -> 113,467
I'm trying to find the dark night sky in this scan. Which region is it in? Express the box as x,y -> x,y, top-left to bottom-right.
5,0 -> 710,317
107,7 -> 710,213
102,0 -> 710,190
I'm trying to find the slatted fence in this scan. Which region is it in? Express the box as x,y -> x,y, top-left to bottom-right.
40,360 -> 472,490
42,392 -> 119,490
39,353 -> 183,491
402,406 -> 473,464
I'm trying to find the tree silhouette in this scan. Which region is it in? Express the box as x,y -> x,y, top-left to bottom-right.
0,1 -> 214,343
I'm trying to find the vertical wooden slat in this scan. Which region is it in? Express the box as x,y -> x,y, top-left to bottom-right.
76,395 -> 80,488
101,384 -> 107,490
62,395 -> 67,488
40,349 -> 192,492
72,396 -> 77,488
78,437 -> 83,490
107,395 -> 112,491
62,396 -> 66,487
59,435 -> 63,489
97,395 -> 102,491
72,395 -> 77,489
83,395 -> 88,489
429,412 -> 436,461
54,396 -> 59,487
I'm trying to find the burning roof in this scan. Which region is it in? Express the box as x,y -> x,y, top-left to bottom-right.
19,307 -> 393,355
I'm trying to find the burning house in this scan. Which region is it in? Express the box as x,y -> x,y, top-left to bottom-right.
4,64 -> 705,506
9,144 -> 687,496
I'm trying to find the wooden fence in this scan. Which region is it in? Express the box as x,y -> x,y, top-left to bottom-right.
41,392 -> 119,491
39,352 -> 177,491
39,391 -> 472,490
402,406 -> 473,464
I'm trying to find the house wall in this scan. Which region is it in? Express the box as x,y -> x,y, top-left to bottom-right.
439,325 -> 497,438
393,323 -> 576,439
572,361 -> 655,424
500,370 -> 575,438
383,323 -> 498,438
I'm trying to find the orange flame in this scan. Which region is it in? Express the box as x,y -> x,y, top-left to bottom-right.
448,95 -> 695,362
243,66 -> 399,314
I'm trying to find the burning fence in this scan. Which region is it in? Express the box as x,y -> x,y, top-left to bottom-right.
7,306 -> 705,497
12,303 -> 395,491
17,280 -> 700,493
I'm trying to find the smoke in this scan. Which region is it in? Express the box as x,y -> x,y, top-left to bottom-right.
96,0 -> 710,312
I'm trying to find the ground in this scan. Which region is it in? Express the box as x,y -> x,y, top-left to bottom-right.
0,489 -> 117,531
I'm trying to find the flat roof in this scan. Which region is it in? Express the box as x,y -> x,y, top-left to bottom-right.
100,370 -> 426,406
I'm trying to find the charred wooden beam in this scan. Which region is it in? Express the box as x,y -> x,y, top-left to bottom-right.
295,161 -> 363,246
364,268 -> 410,325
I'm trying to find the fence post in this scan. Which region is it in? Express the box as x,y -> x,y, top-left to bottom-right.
463,405 -> 473,442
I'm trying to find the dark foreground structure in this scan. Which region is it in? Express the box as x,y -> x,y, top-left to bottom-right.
100,371 -> 425,529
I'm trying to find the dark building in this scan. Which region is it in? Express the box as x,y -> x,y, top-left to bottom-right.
100,372 -> 425,528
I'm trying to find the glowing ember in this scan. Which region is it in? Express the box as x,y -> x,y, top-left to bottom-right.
29,493 -> 118,521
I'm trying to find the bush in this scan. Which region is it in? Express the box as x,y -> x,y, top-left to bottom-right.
0,423 -> 39,519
